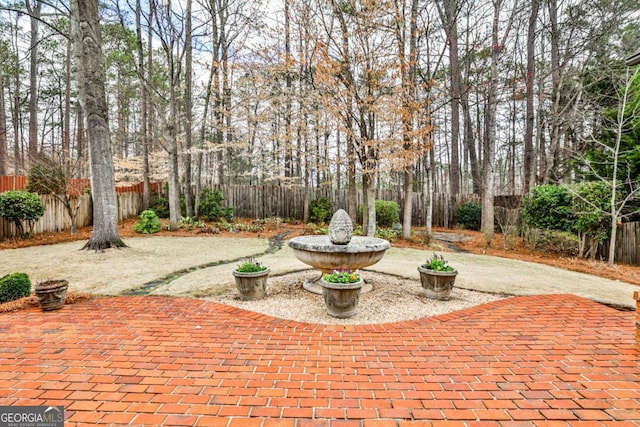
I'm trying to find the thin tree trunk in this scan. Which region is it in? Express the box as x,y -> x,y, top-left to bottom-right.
482,1 -> 501,246
144,0 -> 155,205
63,38 -> 72,171
0,67 -> 6,175
135,0 -> 150,209
183,0 -> 193,216
11,18 -> 22,174
27,0 -> 42,162
284,0 -> 293,178
523,0 -> 538,193
439,0 -> 461,196
547,0 -> 561,183
347,129 -> 357,224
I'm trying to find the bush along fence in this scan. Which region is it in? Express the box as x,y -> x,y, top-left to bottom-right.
0,192 -> 144,239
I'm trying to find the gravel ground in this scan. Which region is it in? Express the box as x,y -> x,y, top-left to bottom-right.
208,270 -> 506,325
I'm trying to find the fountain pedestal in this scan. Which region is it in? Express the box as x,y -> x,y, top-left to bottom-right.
288,235 -> 390,294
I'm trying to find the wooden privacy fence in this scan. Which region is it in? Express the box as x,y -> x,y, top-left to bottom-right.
0,175 -> 163,195
211,184 -> 479,228
0,192 -> 144,239
614,222 -> 640,266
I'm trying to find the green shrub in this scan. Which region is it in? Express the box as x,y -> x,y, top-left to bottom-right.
0,273 -> 32,304
134,209 -> 162,234
199,188 -> 234,222
521,185 -> 574,232
178,216 -> 205,230
149,192 -> 170,218
571,181 -> 612,244
535,230 -> 580,257
374,200 -> 400,227
0,191 -> 45,237
310,197 -> 333,224
375,227 -> 400,242
455,201 -> 482,230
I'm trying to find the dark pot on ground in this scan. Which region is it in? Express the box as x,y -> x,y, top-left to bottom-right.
35,279 -> 69,311
417,266 -> 457,300
232,269 -> 270,300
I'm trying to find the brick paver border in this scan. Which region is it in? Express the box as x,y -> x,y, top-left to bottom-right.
2,294 -> 639,426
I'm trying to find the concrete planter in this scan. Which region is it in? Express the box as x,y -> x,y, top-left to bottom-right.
417,266 -> 457,300
35,279 -> 69,311
232,269 -> 270,300
319,278 -> 363,318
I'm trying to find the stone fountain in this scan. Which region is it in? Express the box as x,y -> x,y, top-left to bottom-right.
288,209 -> 391,294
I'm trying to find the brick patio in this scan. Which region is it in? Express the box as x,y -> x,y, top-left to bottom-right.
1,294 -> 639,426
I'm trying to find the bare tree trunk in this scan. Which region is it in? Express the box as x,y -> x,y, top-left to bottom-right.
27,0 -> 42,162
145,1 -> 155,204
135,0 -> 150,209
284,0 -> 293,178
363,173 -> 376,237
0,67 -> 6,175
523,0 -> 538,193
461,91 -> 480,194
347,130 -> 357,224
62,38 -> 72,170
167,84 -> 181,230
76,0 -> 125,250
482,1 -> 501,246
183,0 -> 193,217
12,67 -> 20,175
547,0 -> 561,183
438,0 -> 461,196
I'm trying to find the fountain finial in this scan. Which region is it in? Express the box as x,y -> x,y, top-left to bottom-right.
328,209 -> 353,245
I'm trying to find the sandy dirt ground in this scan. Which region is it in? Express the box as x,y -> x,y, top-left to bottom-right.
1,235 -> 637,312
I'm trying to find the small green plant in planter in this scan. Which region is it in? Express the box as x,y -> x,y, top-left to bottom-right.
418,253 -> 457,300
323,270 -> 361,284
421,253 -> 454,272
235,259 -> 268,273
233,258 -> 269,300
134,209 -> 162,234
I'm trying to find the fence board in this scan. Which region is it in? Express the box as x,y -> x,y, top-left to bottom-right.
0,193 -> 141,239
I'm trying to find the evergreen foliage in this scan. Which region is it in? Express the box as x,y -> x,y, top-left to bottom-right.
198,188 -> 234,222
0,273 -> 32,304
374,200 -> 400,227
310,197 -> 333,224
0,191 -> 46,237
521,185 -> 574,232
455,201 -> 482,231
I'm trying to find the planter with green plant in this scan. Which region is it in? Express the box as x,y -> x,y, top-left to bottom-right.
417,253 -> 457,300
319,270 -> 363,318
232,258 -> 270,300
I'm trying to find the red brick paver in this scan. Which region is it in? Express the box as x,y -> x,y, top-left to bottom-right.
1,294 -> 638,426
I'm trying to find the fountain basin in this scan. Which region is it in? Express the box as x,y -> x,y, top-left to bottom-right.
288,235 -> 391,294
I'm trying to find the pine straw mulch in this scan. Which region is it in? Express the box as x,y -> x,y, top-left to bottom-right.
0,292 -> 95,314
